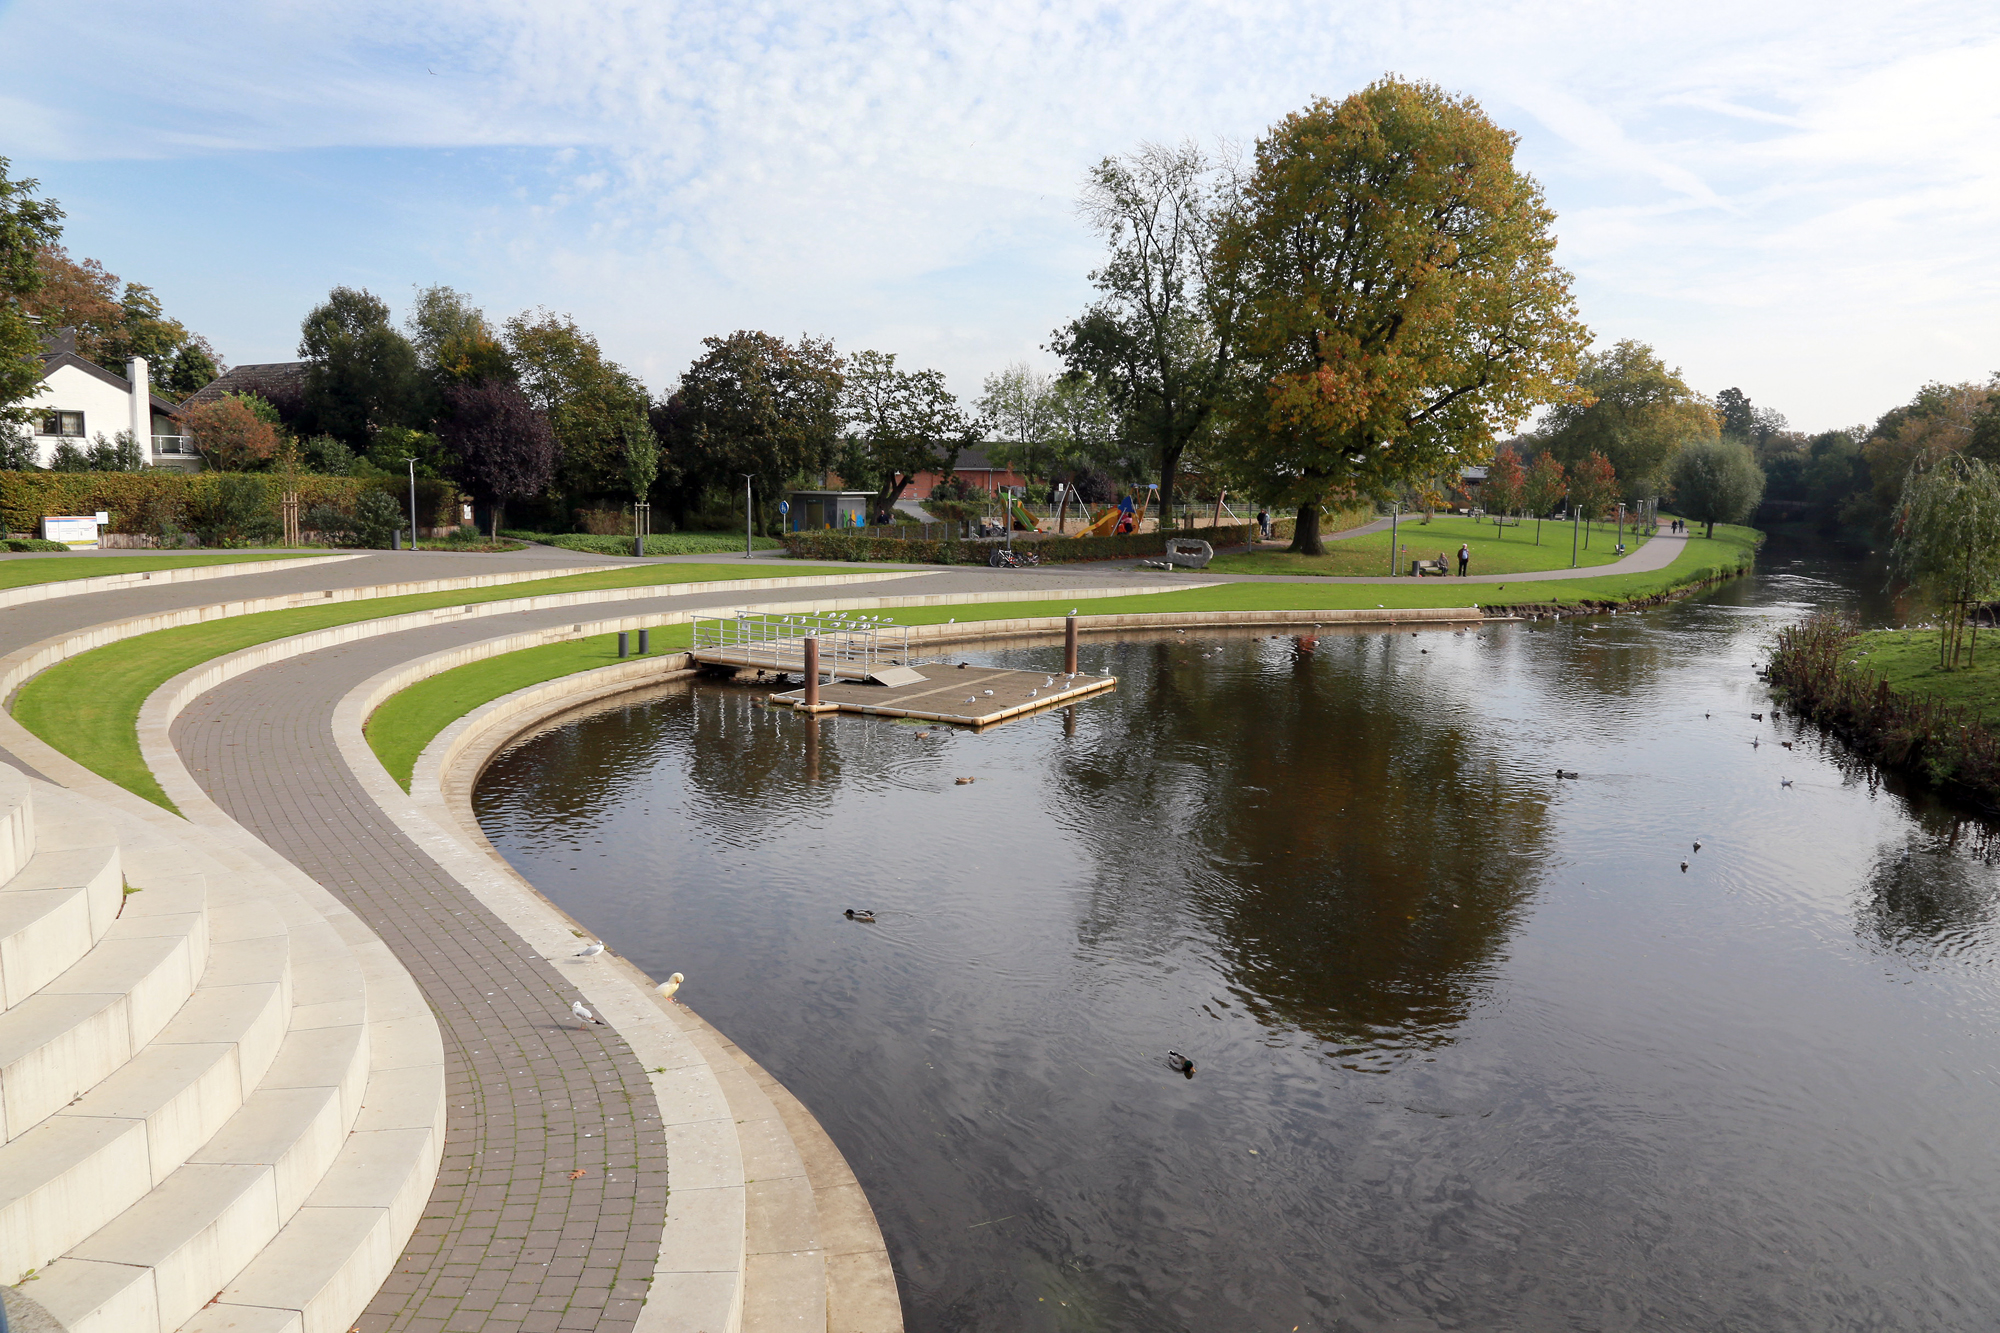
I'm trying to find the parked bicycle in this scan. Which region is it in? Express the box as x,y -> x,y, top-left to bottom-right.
988,546 -> 1042,568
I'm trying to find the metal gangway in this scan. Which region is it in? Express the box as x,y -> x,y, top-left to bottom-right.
689,610 -> 915,681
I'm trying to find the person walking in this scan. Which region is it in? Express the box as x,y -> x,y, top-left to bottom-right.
1257,508 -> 1272,540
1457,542 -> 1471,577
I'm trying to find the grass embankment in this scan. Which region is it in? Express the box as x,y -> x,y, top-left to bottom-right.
10,562 -> 840,811
1209,512 -> 1643,576
362,528 -> 1760,786
0,552 -> 317,590
503,530 -> 784,556
1767,613 -> 2000,801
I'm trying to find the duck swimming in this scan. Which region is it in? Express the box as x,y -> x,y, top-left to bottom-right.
1167,1050 -> 1195,1076
844,909 -> 877,923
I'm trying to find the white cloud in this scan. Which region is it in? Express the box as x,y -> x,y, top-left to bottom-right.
4,0 -> 1998,427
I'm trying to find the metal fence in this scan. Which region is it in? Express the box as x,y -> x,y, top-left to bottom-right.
690,610 -> 914,673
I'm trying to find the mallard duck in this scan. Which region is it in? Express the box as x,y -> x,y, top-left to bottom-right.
844,909 -> 877,923
1555,769 -> 1579,780
1167,1050 -> 1195,1076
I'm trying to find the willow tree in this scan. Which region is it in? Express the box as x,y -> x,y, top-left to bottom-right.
1893,456 -> 2000,669
1215,79 -> 1589,555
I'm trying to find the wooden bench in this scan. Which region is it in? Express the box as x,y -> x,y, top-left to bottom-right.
1410,558 -> 1450,577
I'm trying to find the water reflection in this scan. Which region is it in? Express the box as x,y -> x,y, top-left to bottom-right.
476,530 -> 2000,1333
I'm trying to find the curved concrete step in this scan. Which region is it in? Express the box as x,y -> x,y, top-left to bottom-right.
0,766 -> 34,886
0,844 -> 123,1012
0,886 -> 208,1144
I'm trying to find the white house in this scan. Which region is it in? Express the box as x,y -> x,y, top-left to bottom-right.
16,328 -> 198,471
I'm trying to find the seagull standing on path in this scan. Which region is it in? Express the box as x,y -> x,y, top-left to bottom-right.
657,972 -> 685,1004
575,941 -> 604,960
571,1000 -> 606,1028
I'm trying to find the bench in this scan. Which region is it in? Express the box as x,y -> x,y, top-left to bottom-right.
1410,558 -> 1449,577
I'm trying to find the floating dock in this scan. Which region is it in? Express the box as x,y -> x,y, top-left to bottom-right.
768,663 -> 1116,727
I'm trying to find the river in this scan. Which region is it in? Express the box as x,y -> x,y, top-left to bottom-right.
473,533 -> 2000,1331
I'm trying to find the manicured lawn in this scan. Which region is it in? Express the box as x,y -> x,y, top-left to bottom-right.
367,627 -> 697,788
12,562 -> 845,810
1847,629 -> 2000,726
0,552 -> 319,591
1209,512 -> 1644,576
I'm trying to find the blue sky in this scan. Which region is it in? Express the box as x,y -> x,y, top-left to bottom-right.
5,0 -> 1997,432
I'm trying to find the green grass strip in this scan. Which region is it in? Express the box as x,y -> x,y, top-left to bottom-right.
1847,628 -> 2000,728
0,552 -> 319,591
367,625 -> 698,788
1209,511 -> 1645,577
10,562 -> 840,811
364,526 -> 1761,790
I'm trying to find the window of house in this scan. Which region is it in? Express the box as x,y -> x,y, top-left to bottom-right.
39,411 -> 84,437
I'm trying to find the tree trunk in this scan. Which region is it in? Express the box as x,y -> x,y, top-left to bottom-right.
1158,442 -> 1185,523
1289,499 -> 1325,556
490,501 -> 502,541
1706,518 -> 1715,538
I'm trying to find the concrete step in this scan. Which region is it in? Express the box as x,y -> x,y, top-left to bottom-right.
0,766 -> 33,886
0,893 -> 275,1280
0,844 -> 123,1011
0,888 -> 209,1144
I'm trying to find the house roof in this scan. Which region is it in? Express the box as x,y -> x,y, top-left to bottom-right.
180,362 -> 307,411
38,349 -> 183,416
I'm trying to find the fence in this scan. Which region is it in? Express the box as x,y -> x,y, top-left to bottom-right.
689,610 -> 915,674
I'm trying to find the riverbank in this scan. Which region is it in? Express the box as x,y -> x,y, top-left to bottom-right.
1766,613 -> 2000,804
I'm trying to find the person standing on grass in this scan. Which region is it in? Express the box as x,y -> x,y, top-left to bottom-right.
1458,542 -> 1471,577
1257,508 -> 1271,540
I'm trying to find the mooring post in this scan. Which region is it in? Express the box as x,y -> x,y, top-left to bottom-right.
618,631 -> 629,659
1065,614 -> 1079,675
638,628 -> 650,655
805,636 -> 821,707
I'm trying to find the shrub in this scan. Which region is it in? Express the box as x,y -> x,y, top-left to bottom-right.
0,471 -> 456,541
186,475 -> 279,547
352,490 -> 403,548
3,537 -> 69,551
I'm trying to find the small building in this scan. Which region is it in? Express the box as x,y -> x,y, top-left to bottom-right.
16,328 -> 195,471
785,490 -> 875,532
897,446 -> 1031,500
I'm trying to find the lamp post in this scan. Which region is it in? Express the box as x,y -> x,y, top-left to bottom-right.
1387,502 -> 1400,576
743,474 -> 754,559
404,458 -> 419,551
1570,488 -> 1580,569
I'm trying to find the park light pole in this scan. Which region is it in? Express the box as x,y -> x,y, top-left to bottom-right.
743,474 -> 754,558
405,458 -> 419,551
1387,502 -> 1400,576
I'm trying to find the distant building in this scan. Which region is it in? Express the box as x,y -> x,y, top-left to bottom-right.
898,445 -> 1030,499
15,328 -> 196,471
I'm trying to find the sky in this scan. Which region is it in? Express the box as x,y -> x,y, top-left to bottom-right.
3,0 -> 1997,434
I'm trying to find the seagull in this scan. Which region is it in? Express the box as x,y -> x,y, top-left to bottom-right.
657,972 -> 684,1003
574,941 -> 605,960
1029,689 -> 1038,697
1069,608 -> 1078,615
1045,676 -> 1055,687
571,1000 -> 606,1028
983,689 -> 995,696
965,696 -> 978,704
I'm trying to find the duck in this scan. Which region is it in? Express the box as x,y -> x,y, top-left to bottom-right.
1680,860 -> 1689,872
844,909 -> 877,923
955,776 -> 977,785
1167,1050 -> 1196,1076
1692,841 -> 1702,852
1555,769 -> 1580,780
656,972 -> 684,1004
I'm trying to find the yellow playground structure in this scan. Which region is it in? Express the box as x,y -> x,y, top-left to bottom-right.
1074,486 -> 1153,538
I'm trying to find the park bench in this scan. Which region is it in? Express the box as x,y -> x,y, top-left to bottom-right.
1410,557 -> 1449,577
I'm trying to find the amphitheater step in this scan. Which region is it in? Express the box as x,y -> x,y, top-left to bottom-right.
0,844 -> 123,1011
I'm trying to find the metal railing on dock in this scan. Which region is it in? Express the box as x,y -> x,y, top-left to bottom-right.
690,611 -> 913,676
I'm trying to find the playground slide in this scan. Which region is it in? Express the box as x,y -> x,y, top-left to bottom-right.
1075,506 -> 1122,538
1009,497 -> 1043,532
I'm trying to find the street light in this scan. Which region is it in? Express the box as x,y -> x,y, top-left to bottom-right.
743,474 -> 754,559
404,457 -> 419,551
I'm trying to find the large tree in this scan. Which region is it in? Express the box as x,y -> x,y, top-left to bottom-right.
1215,80 -> 1589,554
675,331 -> 845,532
1052,140 -> 1244,517
0,159 -> 64,425
407,285 -> 514,422
1669,436 -> 1765,538
503,308 -> 648,499
1536,340 -> 1716,498
439,381 -> 556,537
846,349 -> 974,520
298,286 -> 421,448
1893,455 -> 2000,669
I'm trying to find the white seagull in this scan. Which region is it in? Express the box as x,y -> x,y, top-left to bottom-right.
657,972 -> 685,1003
571,999 -> 606,1028
574,941 -> 605,960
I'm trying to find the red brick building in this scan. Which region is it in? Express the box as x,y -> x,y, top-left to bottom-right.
896,446 -> 1030,499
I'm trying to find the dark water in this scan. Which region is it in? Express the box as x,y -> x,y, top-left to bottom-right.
474,534 -> 2000,1332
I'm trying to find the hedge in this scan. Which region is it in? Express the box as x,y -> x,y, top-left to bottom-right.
0,471 -> 458,536
781,521 -> 1265,565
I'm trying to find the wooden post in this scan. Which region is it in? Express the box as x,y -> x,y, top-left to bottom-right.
805,636 -> 821,706
1065,615 -> 1078,675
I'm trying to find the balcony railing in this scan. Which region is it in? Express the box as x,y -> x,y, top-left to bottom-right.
152,435 -> 193,455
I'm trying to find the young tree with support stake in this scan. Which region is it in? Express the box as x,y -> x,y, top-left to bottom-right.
1483,447 -> 1527,537
1568,451 -> 1619,549
1213,79 -> 1590,556
1524,453 -> 1566,545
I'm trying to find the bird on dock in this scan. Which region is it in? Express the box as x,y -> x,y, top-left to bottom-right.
657,973 -> 684,1003
983,689 -> 995,696
1045,676 -> 1055,687
845,909 -> 876,922
574,941 -> 605,960
571,1000 -> 606,1028
1167,1050 -> 1196,1076
1555,769 -> 1579,780
1028,689 -> 1038,697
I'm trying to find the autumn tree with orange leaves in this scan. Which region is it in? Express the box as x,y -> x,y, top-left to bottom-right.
1215,78 -> 1590,555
